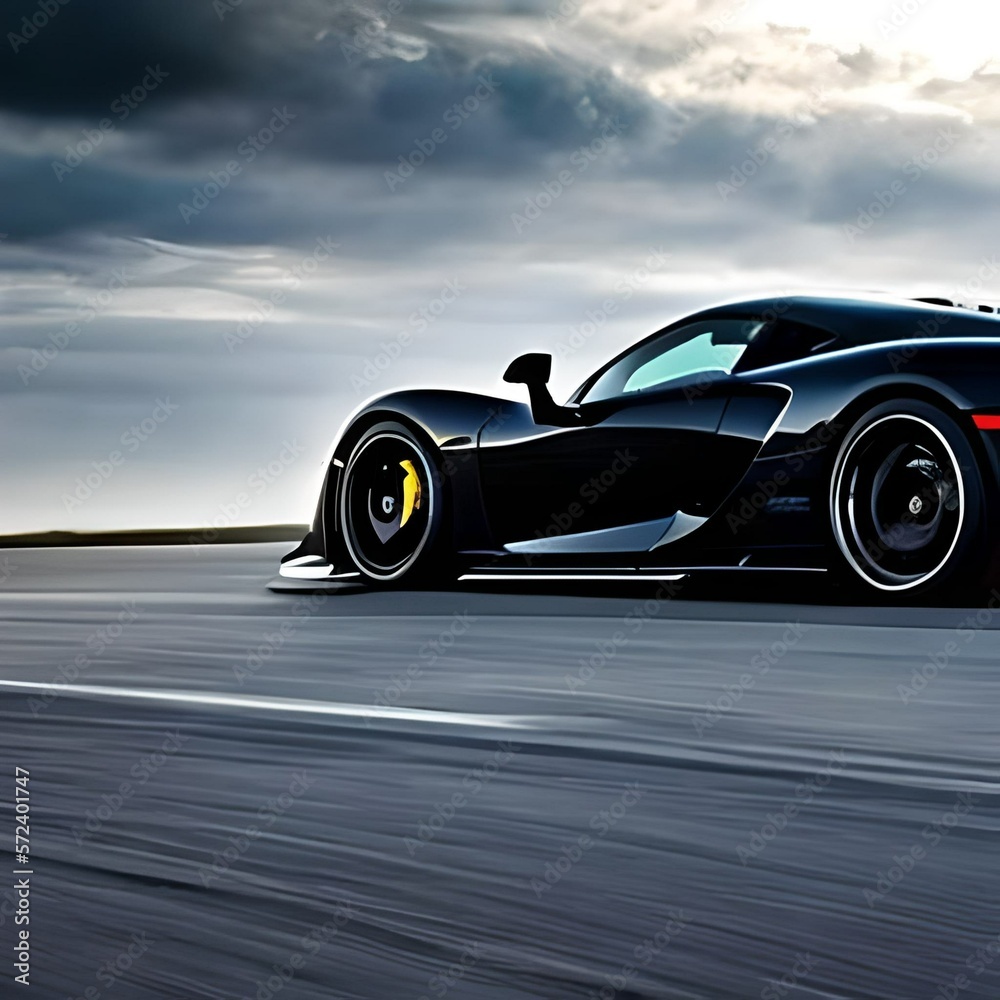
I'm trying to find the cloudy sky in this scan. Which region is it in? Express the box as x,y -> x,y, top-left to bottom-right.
3,0 -> 1000,533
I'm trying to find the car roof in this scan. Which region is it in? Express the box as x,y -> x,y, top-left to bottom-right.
685,293 -> 1000,345
569,293 -> 1000,404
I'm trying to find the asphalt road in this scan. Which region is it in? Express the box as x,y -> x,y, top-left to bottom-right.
1,544 -> 998,1000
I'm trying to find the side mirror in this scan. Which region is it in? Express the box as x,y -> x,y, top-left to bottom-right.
503,353 -> 552,386
502,352 -> 582,427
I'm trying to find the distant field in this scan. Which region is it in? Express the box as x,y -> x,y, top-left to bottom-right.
0,524 -> 308,548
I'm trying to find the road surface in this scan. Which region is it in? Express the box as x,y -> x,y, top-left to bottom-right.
1,544 -> 998,999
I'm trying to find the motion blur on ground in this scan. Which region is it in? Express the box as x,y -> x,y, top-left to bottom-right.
2,543 -> 997,999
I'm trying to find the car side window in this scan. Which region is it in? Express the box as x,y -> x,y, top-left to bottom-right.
581,319 -> 765,403
735,319 -> 840,372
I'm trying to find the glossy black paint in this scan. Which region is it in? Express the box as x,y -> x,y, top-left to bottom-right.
285,295 -> 1000,576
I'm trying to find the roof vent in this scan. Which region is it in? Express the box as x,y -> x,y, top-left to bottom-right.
912,297 -> 997,314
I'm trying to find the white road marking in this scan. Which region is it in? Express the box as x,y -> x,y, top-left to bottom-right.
0,679 -> 531,728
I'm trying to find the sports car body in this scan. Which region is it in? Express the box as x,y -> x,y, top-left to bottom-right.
274,294 -> 1000,600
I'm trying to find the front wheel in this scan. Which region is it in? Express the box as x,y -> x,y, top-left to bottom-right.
829,400 -> 987,602
339,422 -> 448,585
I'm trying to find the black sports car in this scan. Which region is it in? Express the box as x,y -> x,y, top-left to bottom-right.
274,294 -> 1000,601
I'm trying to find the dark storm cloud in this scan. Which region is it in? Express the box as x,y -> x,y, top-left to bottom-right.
0,156 -> 196,240
1,0 -> 649,159
0,0 -> 664,243
1,0 -> 250,115
4,0 -> 986,250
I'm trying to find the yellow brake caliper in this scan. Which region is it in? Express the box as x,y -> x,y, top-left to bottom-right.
399,460 -> 422,527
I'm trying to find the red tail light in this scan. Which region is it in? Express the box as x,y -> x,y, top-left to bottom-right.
973,414 -> 1000,430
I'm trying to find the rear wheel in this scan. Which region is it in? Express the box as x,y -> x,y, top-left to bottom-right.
829,400 -> 986,601
339,422 -> 447,585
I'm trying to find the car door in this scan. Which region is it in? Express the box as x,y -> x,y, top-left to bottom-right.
476,317 -> 790,557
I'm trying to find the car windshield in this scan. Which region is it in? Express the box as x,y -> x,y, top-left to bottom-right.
579,319 -> 765,403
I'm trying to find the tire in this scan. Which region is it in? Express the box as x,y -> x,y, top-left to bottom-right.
339,421 -> 449,585
829,399 -> 986,602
